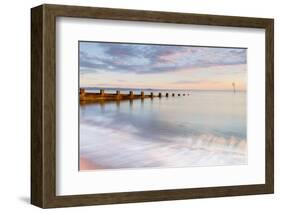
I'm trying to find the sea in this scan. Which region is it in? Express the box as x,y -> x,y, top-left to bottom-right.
79,88 -> 247,170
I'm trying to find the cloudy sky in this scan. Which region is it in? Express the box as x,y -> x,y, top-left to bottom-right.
79,42 -> 247,91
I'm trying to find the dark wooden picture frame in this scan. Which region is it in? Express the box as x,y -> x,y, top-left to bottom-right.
31,4 -> 274,208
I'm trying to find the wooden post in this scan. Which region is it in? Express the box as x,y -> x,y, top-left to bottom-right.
80,88 -> 85,96
178,94 -> 180,96
100,89 -> 105,96
141,91 -> 145,98
129,91 -> 134,98
150,92 -> 154,98
172,93 -> 175,97
165,93 -> 169,97
116,90 -> 121,99
158,93 -> 162,98
183,94 -> 186,96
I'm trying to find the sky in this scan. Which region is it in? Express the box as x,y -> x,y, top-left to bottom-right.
79,42 -> 247,91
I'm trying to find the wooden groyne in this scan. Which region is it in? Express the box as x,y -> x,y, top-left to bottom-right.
80,88 -> 190,103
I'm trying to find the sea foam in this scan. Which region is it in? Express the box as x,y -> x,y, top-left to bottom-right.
80,116 -> 247,170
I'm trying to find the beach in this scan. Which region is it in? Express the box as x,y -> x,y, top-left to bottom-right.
79,157 -> 102,170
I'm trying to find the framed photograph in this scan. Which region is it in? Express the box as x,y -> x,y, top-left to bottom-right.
31,4 -> 274,208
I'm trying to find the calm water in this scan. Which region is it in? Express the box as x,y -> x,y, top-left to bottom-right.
79,89 -> 247,170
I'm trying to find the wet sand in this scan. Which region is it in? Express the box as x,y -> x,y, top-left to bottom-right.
79,157 -> 101,170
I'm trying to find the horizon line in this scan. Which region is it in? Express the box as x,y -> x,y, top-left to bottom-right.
80,86 -> 246,92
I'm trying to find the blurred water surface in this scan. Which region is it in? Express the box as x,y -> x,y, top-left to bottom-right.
80,89 -> 247,170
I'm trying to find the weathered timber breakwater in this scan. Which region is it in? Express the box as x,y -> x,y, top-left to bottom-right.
80,88 -> 190,103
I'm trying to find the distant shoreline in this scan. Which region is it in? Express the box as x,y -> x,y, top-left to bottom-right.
80,87 -> 246,93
